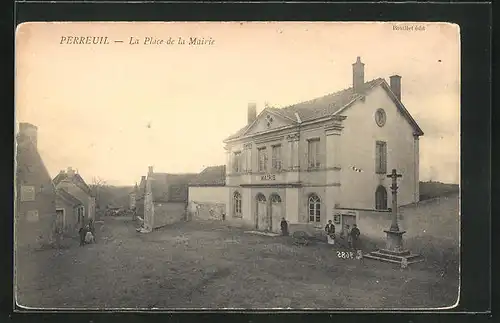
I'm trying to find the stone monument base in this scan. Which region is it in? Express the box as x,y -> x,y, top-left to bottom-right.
364,230 -> 423,266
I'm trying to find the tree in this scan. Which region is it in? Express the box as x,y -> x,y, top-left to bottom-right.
91,176 -> 107,210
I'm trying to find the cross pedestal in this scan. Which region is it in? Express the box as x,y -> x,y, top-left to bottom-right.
384,229 -> 406,252
364,169 -> 423,267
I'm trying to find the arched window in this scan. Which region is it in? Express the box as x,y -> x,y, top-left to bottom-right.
270,194 -> 282,203
234,191 -> 242,217
257,193 -> 266,203
308,194 -> 321,223
375,185 -> 388,210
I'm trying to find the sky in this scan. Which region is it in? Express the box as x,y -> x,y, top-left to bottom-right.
15,22 -> 460,186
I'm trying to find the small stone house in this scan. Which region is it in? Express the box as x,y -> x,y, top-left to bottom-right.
15,123 -> 57,250
55,188 -> 85,235
53,167 -> 96,223
135,166 -> 197,231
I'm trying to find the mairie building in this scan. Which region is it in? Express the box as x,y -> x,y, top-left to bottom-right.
188,57 -> 423,236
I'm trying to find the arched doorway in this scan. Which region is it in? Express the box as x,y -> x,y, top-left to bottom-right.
270,194 -> 282,233
233,191 -> 242,218
256,193 -> 267,231
375,185 -> 388,210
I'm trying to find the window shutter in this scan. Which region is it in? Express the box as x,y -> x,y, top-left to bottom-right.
382,143 -> 387,173
20,186 -> 36,202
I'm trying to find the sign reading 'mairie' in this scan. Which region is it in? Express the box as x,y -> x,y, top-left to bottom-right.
260,174 -> 276,181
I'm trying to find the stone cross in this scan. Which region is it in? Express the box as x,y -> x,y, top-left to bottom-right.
387,169 -> 403,232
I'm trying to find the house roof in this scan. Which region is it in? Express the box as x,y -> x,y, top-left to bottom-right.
56,188 -> 83,206
225,78 -> 423,141
147,172 -> 198,203
15,141 -> 56,195
189,165 -> 226,186
53,171 -> 93,196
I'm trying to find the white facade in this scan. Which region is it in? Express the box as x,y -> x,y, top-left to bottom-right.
193,58 -> 423,233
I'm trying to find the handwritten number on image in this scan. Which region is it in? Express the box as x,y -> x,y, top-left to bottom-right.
337,251 -> 355,259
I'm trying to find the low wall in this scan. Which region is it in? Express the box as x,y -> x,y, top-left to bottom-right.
193,202 -> 225,221
188,186 -> 229,209
188,186 -> 230,223
188,200 -> 254,229
152,202 -> 186,229
346,194 -> 460,259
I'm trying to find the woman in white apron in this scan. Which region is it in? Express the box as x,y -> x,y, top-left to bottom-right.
325,220 -> 336,245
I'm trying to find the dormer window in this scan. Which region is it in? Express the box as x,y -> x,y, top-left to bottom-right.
265,115 -> 274,128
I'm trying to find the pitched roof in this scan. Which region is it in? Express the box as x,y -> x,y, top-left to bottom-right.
189,165 -> 226,186
53,171 -> 93,196
56,188 -> 83,206
270,78 -> 383,122
225,78 -> 423,141
148,172 -> 198,202
16,141 -> 56,195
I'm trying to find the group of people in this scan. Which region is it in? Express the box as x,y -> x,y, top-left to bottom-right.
279,217 -> 360,250
325,220 -> 361,250
78,219 -> 96,246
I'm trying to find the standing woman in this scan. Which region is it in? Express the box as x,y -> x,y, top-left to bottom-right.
280,217 -> 289,236
325,220 -> 336,245
346,224 -> 352,249
78,226 -> 86,246
88,219 -> 96,241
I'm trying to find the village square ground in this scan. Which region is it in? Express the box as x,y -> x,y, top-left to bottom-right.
16,194 -> 459,310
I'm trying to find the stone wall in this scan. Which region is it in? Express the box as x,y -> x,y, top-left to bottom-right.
193,202 -> 225,221
16,145 -> 57,251
152,202 -> 186,229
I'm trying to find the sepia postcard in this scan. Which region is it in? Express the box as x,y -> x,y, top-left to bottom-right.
14,21 -> 460,311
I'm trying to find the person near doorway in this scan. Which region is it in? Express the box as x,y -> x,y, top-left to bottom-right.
350,224 -> 361,250
221,210 -> 226,221
345,224 -> 352,248
325,220 -> 336,245
280,217 -> 289,236
78,226 -> 86,246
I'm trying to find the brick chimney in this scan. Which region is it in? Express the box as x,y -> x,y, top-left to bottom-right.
17,122 -> 38,148
247,103 -> 257,124
352,57 -> 365,93
148,166 -> 154,176
390,75 -> 402,101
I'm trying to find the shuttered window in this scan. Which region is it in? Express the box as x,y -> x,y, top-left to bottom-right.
20,186 -> 35,202
272,145 -> 282,171
375,141 -> 387,174
26,210 -> 39,222
375,185 -> 388,210
308,139 -> 320,168
258,147 -> 268,172
233,151 -> 242,173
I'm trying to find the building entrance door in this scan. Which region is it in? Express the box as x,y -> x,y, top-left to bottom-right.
256,194 -> 268,231
270,194 -> 282,233
56,209 -> 65,230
